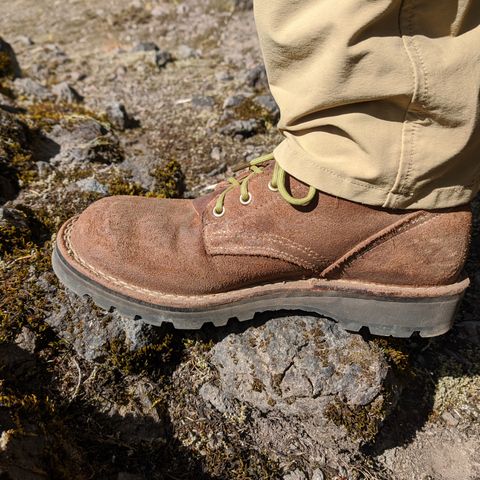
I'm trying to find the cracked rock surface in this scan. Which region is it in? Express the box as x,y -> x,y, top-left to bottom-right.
204,317 -> 388,414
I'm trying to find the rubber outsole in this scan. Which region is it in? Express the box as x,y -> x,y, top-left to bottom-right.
52,247 -> 467,337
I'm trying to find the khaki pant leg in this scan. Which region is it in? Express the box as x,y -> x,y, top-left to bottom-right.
254,0 -> 480,209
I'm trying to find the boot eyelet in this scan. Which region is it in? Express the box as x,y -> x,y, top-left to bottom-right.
240,193 -> 252,205
213,207 -> 225,218
268,182 -> 278,192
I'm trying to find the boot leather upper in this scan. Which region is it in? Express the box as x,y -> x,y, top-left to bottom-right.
57,165 -> 472,298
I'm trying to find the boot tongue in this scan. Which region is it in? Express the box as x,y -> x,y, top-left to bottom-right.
191,164 -> 259,215
192,190 -> 217,215
192,160 -> 314,215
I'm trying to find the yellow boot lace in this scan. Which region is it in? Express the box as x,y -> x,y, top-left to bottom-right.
213,153 -> 317,217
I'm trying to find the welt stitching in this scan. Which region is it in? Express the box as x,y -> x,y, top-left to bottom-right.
64,217 -> 204,299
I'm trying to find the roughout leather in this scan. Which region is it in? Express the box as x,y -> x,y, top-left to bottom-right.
56,163 -> 472,300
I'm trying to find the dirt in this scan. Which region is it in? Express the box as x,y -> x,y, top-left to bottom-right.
0,1 -> 479,479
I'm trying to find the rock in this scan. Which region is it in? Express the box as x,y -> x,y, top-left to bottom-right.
191,95 -> 215,109
44,289 -> 169,362
14,327 -> 37,354
105,101 -> 137,130
244,64 -> 268,91
283,470 -> 307,480
173,316 -> 399,474
155,49 -> 173,68
131,42 -> 159,53
51,82 -> 83,103
35,161 -> 52,179
121,48 -> 172,69
220,118 -> 264,138
215,71 -> 233,82
206,316 -> 389,414
73,177 -> 108,195
253,94 -> 280,122
0,206 -> 29,234
176,44 -> 200,60
13,78 -> 53,101
47,117 -> 123,165
312,469 -> 325,480
210,146 -> 224,162
230,0 -> 253,10
223,94 -> 246,109
0,37 -> 21,78
15,35 -> 34,46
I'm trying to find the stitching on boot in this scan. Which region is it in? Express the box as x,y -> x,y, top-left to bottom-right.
63,217 -> 317,298
321,212 -> 437,277
211,230 -> 325,262
211,244 -> 320,273
63,217 -> 205,300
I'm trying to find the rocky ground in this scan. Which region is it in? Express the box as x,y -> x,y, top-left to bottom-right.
0,1 -> 479,479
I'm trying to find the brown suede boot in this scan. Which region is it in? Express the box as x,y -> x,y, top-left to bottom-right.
53,154 -> 472,337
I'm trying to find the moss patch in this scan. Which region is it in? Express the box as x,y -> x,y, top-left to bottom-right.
106,171 -> 146,196
20,101 -> 107,132
107,335 -> 174,376
373,338 -> 410,374
149,159 -> 185,198
0,51 -> 14,78
324,394 -> 391,443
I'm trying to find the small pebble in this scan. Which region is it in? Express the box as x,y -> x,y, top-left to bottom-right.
74,177 -> 108,195
176,44 -> 200,60
105,102 -> 136,130
155,50 -> 173,68
131,41 -> 158,52
216,71 -> 233,82
223,94 -> 246,109
52,82 -> 83,103
191,96 -> 215,109
220,119 -> 263,138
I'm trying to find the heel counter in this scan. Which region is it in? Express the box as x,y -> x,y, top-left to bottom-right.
326,208 -> 472,286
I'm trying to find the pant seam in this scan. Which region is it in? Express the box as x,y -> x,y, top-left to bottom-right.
384,0 -> 427,207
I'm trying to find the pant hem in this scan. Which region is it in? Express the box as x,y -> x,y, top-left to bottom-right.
274,140 -> 474,210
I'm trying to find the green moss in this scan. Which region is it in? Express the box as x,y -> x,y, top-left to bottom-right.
0,78 -> 14,98
0,51 -> 14,78
0,115 -> 36,187
148,159 -> 185,198
251,377 -> 265,393
20,101 -> 107,132
373,338 -> 410,374
0,192 -> 100,344
0,211 -> 31,255
229,97 -> 274,128
107,336 -> 174,375
106,160 -> 185,198
106,172 -> 146,196
324,394 -> 391,442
